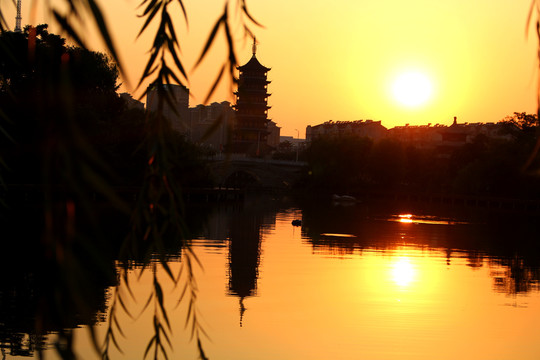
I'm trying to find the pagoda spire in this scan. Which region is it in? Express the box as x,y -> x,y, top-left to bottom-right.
252,37 -> 257,55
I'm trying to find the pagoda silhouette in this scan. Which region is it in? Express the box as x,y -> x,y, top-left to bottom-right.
227,208 -> 263,327
230,39 -> 272,157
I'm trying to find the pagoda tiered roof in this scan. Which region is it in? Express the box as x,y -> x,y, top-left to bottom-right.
237,55 -> 271,72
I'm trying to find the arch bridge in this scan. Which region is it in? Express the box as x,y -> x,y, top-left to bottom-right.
208,156 -> 308,189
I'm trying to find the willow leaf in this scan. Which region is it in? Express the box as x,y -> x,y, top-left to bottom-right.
154,278 -> 164,303
158,298 -> 172,332
52,11 -> 88,49
160,260 -> 176,282
176,282 -> 188,308
112,314 -> 126,338
118,293 -> 134,319
198,339 -> 209,360
241,0 -> 263,27
167,40 -> 187,80
158,342 -> 170,360
86,0 -> 124,76
185,299 -> 194,329
161,7 -> 173,31
108,326 -> 123,354
198,324 -> 210,339
203,64 -> 226,104
189,312 -> 198,339
174,260 -> 184,284
223,20 -> 237,70
122,270 -> 136,301
187,248 -> 204,271
159,323 -> 172,348
195,12 -> 226,68
139,50 -> 161,87
175,0 -> 188,24
87,324 -> 102,358
139,0 -> 160,17
165,62 -> 185,86
0,7 -> 8,30
143,336 -> 157,359
140,291 -> 155,316
527,0 -> 536,38
138,2 -> 162,38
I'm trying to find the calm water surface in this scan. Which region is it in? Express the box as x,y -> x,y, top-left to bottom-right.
5,197 -> 540,360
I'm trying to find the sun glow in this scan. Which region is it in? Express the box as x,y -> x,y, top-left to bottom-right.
398,214 -> 413,223
392,71 -> 433,107
391,257 -> 416,287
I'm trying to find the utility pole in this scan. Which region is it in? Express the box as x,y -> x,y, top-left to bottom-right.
15,0 -> 22,32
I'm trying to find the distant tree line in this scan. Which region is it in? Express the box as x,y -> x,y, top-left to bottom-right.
301,113 -> 540,199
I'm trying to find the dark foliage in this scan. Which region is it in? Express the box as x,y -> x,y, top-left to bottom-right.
304,136 -> 373,193
304,124 -> 540,199
0,26 -> 217,359
0,25 -> 122,185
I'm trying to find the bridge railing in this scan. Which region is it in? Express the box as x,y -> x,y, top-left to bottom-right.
207,153 -> 307,167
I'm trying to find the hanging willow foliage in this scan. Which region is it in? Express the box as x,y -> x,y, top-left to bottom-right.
0,1 -> 261,359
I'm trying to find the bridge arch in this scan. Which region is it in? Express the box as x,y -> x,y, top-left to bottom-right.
221,170 -> 261,189
208,158 -> 308,189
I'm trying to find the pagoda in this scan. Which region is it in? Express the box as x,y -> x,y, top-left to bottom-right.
231,39 -> 272,156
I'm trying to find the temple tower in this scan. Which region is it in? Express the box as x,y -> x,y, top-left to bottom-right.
232,39 -> 272,156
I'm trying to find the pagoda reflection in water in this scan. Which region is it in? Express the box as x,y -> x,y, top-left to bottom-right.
227,208 -> 264,327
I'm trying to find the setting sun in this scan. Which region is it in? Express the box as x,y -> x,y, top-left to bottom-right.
392,72 -> 433,108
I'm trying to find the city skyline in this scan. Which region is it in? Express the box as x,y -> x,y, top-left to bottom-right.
4,0 -> 538,137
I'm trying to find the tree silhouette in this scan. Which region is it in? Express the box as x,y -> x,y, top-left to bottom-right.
0,1 -> 261,358
0,25 -> 123,183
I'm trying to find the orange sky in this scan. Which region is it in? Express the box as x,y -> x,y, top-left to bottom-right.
5,0 -> 539,137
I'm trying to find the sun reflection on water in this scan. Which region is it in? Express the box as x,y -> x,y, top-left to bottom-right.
392,213 -> 467,225
398,214 -> 413,224
391,257 -> 416,287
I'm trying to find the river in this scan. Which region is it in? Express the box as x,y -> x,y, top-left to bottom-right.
2,195 -> 540,359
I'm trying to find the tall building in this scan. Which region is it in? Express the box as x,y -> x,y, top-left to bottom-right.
190,101 -> 235,152
146,84 -> 190,135
231,39 -> 273,156
266,120 -> 281,149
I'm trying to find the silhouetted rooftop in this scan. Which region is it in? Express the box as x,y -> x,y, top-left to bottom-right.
238,55 -> 270,72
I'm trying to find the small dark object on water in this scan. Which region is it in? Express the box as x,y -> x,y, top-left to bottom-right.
292,219 -> 302,226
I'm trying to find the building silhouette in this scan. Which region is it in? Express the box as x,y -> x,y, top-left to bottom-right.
307,117 -> 517,155
231,39 -> 274,156
306,120 -> 387,142
142,40 -> 283,156
387,123 -> 445,149
146,84 -> 190,134
266,120 -> 281,149
189,101 -> 235,151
